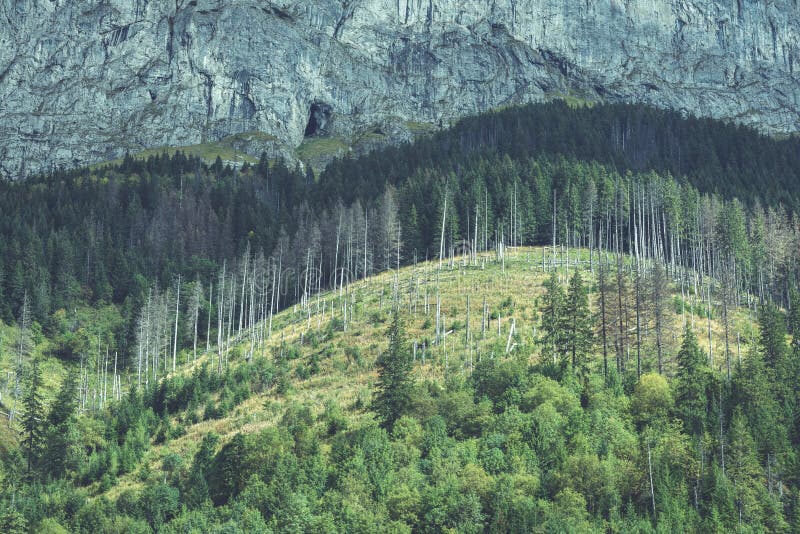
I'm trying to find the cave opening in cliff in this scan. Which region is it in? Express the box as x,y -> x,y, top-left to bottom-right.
304,102 -> 332,137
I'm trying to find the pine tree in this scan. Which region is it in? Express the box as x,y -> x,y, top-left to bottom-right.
785,288 -> 800,445
539,273 -> 567,366
756,302 -> 794,434
758,302 -> 787,372
185,433 -> 219,508
674,327 -> 711,437
788,287 -> 800,355
727,408 -> 763,527
373,307 -> 414,429
21,358 -> 44,475
565,270 -> 593,372
42,369 -> 78,478
734,343 -> 784,462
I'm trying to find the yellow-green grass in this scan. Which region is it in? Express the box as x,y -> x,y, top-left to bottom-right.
404,121 -> 439,135
545,91 -> 599,109
100,246 -> 757,498
90,131 -> 277,170
295,137 -> 349,162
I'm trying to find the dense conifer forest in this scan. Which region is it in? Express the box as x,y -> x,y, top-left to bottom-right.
2,102 -> 800,532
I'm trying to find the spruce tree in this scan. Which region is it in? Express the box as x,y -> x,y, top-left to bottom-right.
674,327 -> 711,437
0,508 -> 27,534
373,307 -> 414,429
539,272 -> 567,366
565,270 -> 593,372
43,369 -> 78,478
785,288 -> 800,444
46,368 -> 77,430
788,287 -> 800,355
185,433 -> 219,508
758,302 -> 787,371
21,358 -> 44,475
734,343 -> 783,461
727,408 -> 763,527
757,302 -> 794,432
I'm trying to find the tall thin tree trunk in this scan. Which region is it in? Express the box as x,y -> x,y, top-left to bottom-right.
172,275 -> 180,373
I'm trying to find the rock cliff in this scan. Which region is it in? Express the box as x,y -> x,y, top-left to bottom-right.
1,0 -> 798,177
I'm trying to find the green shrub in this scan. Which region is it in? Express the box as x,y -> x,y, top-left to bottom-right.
295,362 -> 311,380
345,346 -> 363,367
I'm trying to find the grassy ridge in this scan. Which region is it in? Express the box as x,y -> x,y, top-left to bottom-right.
90,131 -> 278,169
96,247 -> 755,498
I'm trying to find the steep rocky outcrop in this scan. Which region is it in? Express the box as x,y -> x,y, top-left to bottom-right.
1,0 -> 798,177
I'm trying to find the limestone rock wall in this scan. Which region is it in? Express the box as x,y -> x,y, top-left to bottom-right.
1,0 -> 798,177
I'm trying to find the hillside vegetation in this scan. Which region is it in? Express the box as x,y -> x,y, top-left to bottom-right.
4,248 -> 797,532
2,102 -> 800,531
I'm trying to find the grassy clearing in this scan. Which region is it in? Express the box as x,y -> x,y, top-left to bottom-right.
295,137 -> 349,162
90,131 -> 277,169
404,121 -> 438,135
101,246 -> 757,495
545,91 -> 599,109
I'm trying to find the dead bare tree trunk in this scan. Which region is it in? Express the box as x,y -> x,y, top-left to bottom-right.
172,275 -> 180,373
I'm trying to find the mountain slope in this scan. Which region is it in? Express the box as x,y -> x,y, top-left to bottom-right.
1,247 -> 773,532
2,0 -> 799,177
114,247 -> 756,465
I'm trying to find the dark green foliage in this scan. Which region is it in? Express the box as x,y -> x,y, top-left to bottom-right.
183,433 -> 219,508
726,408 -> 764,527
565,270 -> 593,373
0,508 -> 27,534
208,433 -> 249,505
137,483 -> 180,530
673,327 -> 712,437
3,311 -> 800,532
733,343 -> 786,460
538,273 -> 567,366
42,369 -> 79,479
322,400 -> 348,436
785,290 -> 800,447
1,101 -> 799,345
472,356 -> 529,412
758,302 -> 788,371
319,101 -> 800,210
372,308 -> 414,429
4,102 -> 800,532
21,359 -> 45,475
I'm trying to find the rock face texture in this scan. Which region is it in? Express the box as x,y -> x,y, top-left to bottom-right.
1,0 -> 799,177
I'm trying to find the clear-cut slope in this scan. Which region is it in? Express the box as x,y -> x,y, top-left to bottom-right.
1,0 -> 798,177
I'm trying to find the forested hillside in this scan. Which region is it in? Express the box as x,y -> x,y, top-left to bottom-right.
2,248 -> 798,532
2,102 -> 800,532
